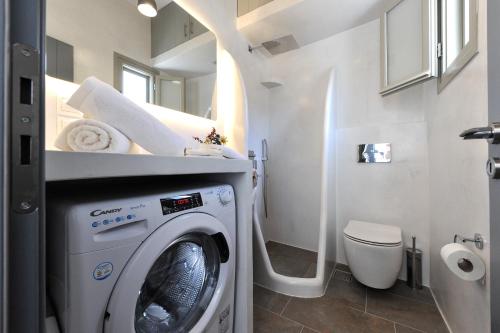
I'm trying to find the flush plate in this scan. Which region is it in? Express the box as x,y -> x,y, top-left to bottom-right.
357,143 -> 391,163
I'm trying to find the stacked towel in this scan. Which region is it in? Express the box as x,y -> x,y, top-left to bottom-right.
66,77 -> 186,156
222,146 -> 246,159
184,144 -> 246,159
55,119 -> 131,153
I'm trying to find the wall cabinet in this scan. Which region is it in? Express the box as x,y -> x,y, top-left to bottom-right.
46,36 -> 74,82
151,2 -> 208,58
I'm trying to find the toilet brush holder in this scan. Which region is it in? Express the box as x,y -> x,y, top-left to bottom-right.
406,247 -> 423,289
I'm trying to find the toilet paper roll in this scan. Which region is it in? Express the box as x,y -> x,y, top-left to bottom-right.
440,243 -> 485,281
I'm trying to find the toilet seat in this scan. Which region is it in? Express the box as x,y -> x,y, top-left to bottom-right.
344,220 -> 402,247
343,233 -> 401,247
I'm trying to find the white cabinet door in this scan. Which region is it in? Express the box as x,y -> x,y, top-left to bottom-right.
380,0 -> 438,95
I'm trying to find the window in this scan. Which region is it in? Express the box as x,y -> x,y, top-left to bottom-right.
122,66 -> 152,103
438,0 -> 478,91
114,53 -> 156,104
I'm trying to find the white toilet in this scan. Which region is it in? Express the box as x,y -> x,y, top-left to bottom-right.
343,220 -> 403,289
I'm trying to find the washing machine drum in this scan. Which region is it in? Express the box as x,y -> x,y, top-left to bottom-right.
105,213 -> 233,333
135,233 -> 220,333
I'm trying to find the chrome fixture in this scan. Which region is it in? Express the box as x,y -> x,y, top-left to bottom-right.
262,139 -> 269,218
486,158 -> 500,179
460,122 -> 500,144
248,35 -> 299,55
248,150 -> 257,169
357,143 -> 391,163
460,123 -> 500,178
454,233 -> 484,250
137,0 -> 157,17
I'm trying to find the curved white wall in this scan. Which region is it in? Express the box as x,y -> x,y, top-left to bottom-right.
264,20 -> 430,276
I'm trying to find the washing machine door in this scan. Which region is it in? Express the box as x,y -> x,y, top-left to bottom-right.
104,213 -> 233,333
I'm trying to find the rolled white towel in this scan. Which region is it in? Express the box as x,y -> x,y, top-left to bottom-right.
55,119 -> 131,153
66,77 -> 186,156
222,146 -> 246,159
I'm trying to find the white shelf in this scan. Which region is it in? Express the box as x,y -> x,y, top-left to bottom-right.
45,150 -> 252,181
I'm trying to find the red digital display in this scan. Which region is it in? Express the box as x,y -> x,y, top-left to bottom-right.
161,193 -> 203,215
175,198 -> 190,205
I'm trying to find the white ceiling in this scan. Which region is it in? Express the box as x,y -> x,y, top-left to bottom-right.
238,0 -> 394,54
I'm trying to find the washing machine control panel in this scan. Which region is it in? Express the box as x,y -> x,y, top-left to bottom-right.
160,192 -> 203,215
87,202 -> 149,233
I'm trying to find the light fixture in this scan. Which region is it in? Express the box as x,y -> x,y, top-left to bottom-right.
137,0 -> 157,17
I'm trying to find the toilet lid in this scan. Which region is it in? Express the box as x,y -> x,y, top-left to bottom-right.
344,220 -> 402,246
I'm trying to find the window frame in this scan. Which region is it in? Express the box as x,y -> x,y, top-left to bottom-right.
437,0 -> 479,92
113,52 -> 158,103
380,0 -> 439,96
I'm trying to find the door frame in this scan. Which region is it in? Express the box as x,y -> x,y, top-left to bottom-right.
155,74 -> 186,112
489,0 -> 500,330
5,0 -> 46,332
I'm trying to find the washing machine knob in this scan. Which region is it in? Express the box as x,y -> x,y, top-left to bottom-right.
218,189 -> 233,205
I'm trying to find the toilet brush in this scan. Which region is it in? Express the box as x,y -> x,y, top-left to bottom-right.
406,236 -> 423,290
411,236 -> 417,290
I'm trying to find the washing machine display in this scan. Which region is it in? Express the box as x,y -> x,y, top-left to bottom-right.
160,193 -> 203,215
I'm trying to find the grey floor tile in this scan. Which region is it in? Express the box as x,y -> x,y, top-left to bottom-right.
254,284 -> 291,314
325,271 -> 366,311
282,296 -> 394,333
266,241 -> 317,263
303,260 -> 336,279
395,324 -> 426,332
269,253 -> 312,277
254,305 -> 303,333
367,289 -> 448,333
386,280 -> 435,305
335,263 -> 351,273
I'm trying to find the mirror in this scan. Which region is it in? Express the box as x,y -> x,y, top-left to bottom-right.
438,0 -> 478,91
46,0 -> 217,120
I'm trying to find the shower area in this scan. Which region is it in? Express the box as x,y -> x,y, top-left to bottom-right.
251,68 -> 337,297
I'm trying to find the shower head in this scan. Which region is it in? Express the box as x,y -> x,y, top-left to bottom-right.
249,35 -> 300,56
262,40 -> 280,49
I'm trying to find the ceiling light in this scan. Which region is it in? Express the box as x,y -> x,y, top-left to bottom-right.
137,0 -> 157,17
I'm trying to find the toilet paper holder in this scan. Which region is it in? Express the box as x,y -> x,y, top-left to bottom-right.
454,233 -> 484,250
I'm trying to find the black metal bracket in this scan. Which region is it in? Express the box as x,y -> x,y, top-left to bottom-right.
11,43 -> 40,214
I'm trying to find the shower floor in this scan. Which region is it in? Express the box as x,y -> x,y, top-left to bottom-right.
254,241 -> 448,333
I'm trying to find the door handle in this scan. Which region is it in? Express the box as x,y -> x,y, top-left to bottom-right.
460,123 -> 500,144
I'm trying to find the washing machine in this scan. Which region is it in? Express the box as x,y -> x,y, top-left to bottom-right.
47,183 -> 236,333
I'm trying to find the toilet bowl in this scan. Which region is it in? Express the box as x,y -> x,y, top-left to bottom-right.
343,220 -> 403,289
